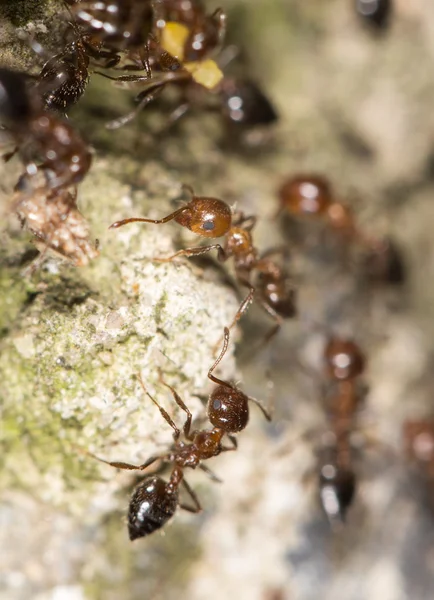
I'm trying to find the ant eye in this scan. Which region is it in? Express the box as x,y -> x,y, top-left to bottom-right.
213,398 -> 222,410
203,220 -> 215,231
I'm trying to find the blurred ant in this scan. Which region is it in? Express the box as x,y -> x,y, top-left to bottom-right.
403,420 -> 434,504
66,0 -> 154,52
0,68 -> 92,191
277,174 -> 405,285
355,0 -> 392,31
94,3 -> 226,128
110,188 -> 296,343
317,337 -> 366,524
91,328 -> 270,539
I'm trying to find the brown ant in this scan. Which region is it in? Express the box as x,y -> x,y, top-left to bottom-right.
109,184 -> 232,239
0,68 -> 92,191
91,328 -> 270,539
277,174 -> 405,285
317,337 -> 366,523
110,191 -> 296,342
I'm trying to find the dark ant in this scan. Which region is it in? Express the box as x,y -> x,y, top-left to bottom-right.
32,19 -> 121,113
355,0 -> 392,31
91,328 -> 270,539
219,77 -> 279,130
277,174 -> 405,285
93,3 -> 226,128
66,0 -> 154,51
318,337 -> 366,523
0,68 -> 92,191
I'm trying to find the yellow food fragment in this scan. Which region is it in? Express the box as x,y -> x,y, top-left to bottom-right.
184,60 -> 224,90
160,22 -> 189,61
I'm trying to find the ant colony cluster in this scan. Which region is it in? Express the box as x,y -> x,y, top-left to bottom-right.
1,0 -> 416,544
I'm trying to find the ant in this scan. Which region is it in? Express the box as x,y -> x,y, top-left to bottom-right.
355,0 -> 392,31
277,174 -> 405,285
93,3 -> 226,128
317,337 -> 366,523
0,68 -> 92,191
109,184 -> 232,239
91,328 -> 270,539
110,190 -> 296,343
403,420 -> 434,503
32,17 -> 121,113
219,76 -> 279,131
66,0 -> 154,52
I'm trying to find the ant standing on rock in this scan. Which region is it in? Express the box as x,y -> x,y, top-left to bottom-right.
110,188 -> 296,344
90,328 -> 271,539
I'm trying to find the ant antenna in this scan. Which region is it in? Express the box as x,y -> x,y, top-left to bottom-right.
207,327 -> 234,389
109,205 -> 188,229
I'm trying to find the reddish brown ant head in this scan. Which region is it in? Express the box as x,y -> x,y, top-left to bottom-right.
319,464 -> 356,522
324,338 -> 365,381
207,386 -> 249,433
278,175 -> 333,217
128,476 -> 178,540
175,196 -> 232,238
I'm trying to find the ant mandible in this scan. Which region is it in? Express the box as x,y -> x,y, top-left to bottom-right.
91,328 -> 270,539
317,337 -> 366,523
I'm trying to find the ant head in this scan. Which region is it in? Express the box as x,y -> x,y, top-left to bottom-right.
324,338 -> 365,381
207,385 -> 249,433
128,476 -> 178,540
0,68 -> 33,126
220,77 -> 278,127
175,196 -> 232,238
278,175 -> 333,217
319,464 -> 356,522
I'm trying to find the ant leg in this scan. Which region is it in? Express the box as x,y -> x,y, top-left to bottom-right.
229,285 -> 256,330
137,373 -> 181,441
158,372 -> 195,440
179,479 -> 202,513
153,244 -> 225,263
87,450 -> 163,472
248,396 -> 272,422
221,434 -> 238,451
106,86 -> 164,130
199,464 -> 222,483
208,327 -> 234,388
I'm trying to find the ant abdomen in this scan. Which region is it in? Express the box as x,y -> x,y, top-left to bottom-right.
128,476 -> 178,540
175,197 -> 232,238
319,464 -> 356,522
257,272 -> 297,319
207,386 -> 249,433
324,338 -> 365,381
